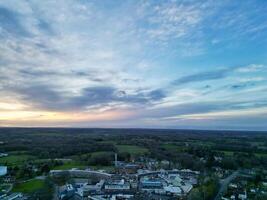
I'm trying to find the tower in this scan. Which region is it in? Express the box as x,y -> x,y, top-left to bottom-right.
114,153 -> 118,167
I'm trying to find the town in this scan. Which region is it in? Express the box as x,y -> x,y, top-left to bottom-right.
50,155 -> 199,200
0,128 -> 267,200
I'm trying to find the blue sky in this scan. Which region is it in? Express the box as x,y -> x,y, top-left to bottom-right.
0,0 -> 267,130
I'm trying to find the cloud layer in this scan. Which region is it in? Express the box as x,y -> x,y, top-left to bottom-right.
0,0 -> 267,130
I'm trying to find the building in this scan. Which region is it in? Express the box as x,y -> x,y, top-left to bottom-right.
104,179 -> 130,191
83,180 -> 105,196
2,193 -> 23,200
59,184 -> 75,200
0,153 -> 8,157
140,179 -> 163,190
116,162 -> 140,174
164,186 -> 182,196
0,166 -> 7,176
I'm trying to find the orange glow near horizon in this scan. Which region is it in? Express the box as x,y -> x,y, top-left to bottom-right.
0,108 -> 131,125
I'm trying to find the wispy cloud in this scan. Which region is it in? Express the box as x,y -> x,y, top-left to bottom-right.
172,68 -> 231,85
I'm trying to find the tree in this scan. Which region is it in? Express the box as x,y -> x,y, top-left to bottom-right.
187,189 -> 203,200
41,164 -> 50,174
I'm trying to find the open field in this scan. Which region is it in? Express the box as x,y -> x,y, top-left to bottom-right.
0,154 -> 34,166
161,143 -> 184,152
12,179 -> 45,193
116,145 -> 149,155
217,150 -> 267,157
90,151 -> 113,156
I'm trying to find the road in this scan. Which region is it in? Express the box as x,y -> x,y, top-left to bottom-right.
53,184 -> 59,200
214,170 -> 239,200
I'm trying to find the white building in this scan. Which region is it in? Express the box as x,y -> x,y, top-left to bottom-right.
164,186 -> 182,196
0,166 -> 7,176
104,179 -> 130,190
0,153 -> 8,157
2,193 -> 23,200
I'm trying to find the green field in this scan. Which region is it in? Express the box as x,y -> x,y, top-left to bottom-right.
0,154 -> 34,166
255,152 -> 267,157
78,151 -> 112,159
8,151 -> 29,155
12,179 -> 45,193
161,143 -> 184,152
90,151 -> 112,156
116,145 -> 148,155
218,150 -> 267,157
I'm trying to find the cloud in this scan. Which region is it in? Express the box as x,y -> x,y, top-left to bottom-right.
215,1 -> 267,37
230,83 -> 255,90
237,64 -> 265,73
142,1 -> 209,42
0,7 -> 29,37
172,68 -> 231,85
7,82 -> 166,111
137,99 -> 267,122
172,64 -> 266,87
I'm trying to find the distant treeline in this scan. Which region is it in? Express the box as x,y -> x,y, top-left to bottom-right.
0,128 -> 267,170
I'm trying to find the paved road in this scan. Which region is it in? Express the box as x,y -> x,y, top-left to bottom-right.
6,184 -> 13,193
214,170 -> 239,200
35,175 -> 46,180
53,185 -> 59,200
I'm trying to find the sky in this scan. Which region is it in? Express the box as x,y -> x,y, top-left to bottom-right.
0,0 -> 267,130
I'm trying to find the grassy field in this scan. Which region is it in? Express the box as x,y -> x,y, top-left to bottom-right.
218,150 -> 267,157
8,151 -> 29,155
116,145 -> 148,155
90,151 -> 112,156
161,143 -> 184,152
52,154 -> 115,171
12,179 -> 45,193
255,152 -> 267,157
219,150 -> 234,156
0,154 -> 34,166
77,151 -> 112,160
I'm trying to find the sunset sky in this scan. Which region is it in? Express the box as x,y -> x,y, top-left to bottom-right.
0,0 -> 267,130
